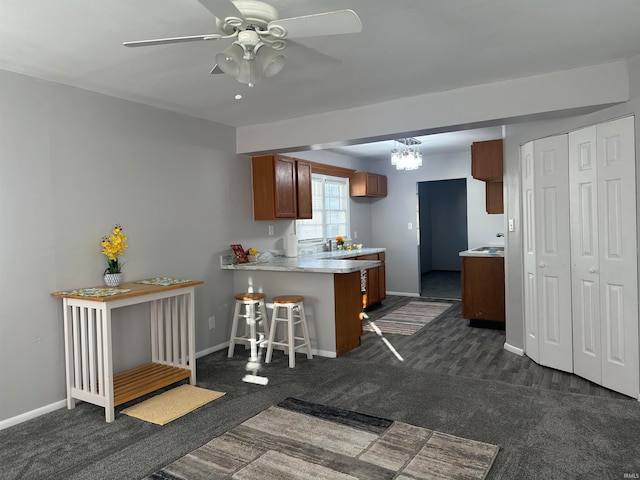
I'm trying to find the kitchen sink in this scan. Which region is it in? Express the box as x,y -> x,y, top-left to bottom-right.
471,246 -> 504,253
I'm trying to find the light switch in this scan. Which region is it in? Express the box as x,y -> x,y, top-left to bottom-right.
268,225 -> 274,236
508,218 -> 515,232
408,222 -> 413,230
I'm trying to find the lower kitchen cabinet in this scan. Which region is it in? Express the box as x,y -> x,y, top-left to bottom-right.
356,252 -> 386,308
461,256 -> 505,323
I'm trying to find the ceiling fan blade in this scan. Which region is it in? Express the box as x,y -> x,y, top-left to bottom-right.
197,0 -> 244,22
124,34 -> 225,48
210,64 -> 224,74
268,9 -> 362,39
283,40 -> 342,67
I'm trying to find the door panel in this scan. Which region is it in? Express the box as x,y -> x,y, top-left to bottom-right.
597,116 -> 638,398
534,135 -> 572,372
521,142 -> 539,362
569,125 -> 601,384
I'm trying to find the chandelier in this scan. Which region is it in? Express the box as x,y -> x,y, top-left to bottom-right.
390,138 -> 423,170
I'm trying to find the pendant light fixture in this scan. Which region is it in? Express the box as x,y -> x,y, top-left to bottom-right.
390,138 -> 423,170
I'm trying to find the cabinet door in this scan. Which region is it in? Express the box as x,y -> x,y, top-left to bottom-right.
366,267 -> 379,306
365,173 -> 379,195
485,181 -> 504,214
471,139 -> 503,181
274,156 -> 297,218
377,175 -> 388,197
296,160 -> 312,219
461,256 -> 505,321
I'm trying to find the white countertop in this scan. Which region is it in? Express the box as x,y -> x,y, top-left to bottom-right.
221,247 -> 385,273
459,247 -> 504,258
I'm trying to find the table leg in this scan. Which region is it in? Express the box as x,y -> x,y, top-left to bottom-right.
62,299 -> 76,410
102,306 -> 115,423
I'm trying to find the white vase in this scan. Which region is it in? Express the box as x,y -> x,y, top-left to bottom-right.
104,272 -> 123,287
247,254 -> 258,263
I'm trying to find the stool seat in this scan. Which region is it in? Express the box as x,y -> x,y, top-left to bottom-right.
266,295 -> 312,368
228,292 -> 269,362
273,295 -> 304,304
235,292 -> 265,302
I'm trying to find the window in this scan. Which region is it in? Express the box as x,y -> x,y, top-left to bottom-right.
297,174 -> 350,242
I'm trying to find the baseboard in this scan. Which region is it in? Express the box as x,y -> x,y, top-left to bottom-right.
196,341 -> 229,359
0,399 -> 66,431
386,291 -> 420,297
1,340 -> 336,430
503,342 -> 524,356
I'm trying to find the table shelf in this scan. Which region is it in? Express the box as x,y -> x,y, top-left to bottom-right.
52,279 -> 202,422
113,362 -> 192,406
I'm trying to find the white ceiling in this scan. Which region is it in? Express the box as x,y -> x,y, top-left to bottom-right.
2,0 -> 640,158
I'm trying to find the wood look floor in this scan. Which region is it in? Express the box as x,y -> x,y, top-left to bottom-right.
348,272 -> 629,400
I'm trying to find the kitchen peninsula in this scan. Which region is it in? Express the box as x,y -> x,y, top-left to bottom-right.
221,248 -> 384,356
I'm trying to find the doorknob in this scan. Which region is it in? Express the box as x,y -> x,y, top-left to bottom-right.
589,267 -> 598,274
539,262 -> 546,268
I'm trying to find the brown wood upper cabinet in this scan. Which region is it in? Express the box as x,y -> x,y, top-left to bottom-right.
471,139 -> 504,214
350,172 -> 387,197
252,155 -> 312,220
471,139 -> 503,181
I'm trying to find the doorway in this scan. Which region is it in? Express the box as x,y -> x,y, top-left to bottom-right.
418,178 -> 468,299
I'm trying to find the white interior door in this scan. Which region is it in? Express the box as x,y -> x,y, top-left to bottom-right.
534,134 -> 573,373
521,141 -> 539,363
569,125 -> 601,384
596,116 -> 638,399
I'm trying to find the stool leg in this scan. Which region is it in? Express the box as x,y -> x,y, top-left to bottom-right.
287,304 -> 296,368
298,303 -> 313,359
247,302 -> 258,362
265,304 -> 278,364
258,299 -> 269,345
228,301 -> 242,357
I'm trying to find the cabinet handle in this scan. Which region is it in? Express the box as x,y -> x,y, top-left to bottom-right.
539,262 -> 546,268
589,267 -> 598,274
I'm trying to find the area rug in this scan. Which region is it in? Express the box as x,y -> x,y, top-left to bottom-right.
147,397 -> 499,479
121,384 -> 225,426
363,301 -> 452,335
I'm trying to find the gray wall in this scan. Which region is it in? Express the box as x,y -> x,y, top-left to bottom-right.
0,69 -> 371,424
3,55 -> 640,424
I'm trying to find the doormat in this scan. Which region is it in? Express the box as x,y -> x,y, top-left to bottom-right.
363,301 -> 452,335
147,397 -> 499,479
121,384 -> 225,425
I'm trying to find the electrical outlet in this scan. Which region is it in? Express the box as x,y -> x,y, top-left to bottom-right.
408,222 -> 413,230
208,316 -> 215,329
508,218 -> 515,232
353,231 -> 358,239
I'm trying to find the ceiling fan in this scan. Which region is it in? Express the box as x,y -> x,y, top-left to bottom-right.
123,0 -> 362,87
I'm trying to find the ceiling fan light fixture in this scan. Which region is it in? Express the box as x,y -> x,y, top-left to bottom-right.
215,43 -> 245,76
254,44 -> 285,78
236,58 -> 262,87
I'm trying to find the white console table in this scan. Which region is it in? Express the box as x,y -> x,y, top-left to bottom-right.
51,280 -> 203,422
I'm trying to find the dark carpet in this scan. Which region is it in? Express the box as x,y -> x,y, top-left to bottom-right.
1,295 -> 639,480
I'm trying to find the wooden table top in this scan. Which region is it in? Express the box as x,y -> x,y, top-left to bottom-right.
51,279 -> 204,302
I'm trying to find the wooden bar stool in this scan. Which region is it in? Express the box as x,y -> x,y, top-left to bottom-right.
265,295 -> 313,368
228,292 -> 269,362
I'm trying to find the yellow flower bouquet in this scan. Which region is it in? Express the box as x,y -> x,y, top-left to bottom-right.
246,247 -> 259,262
101,224 -> 128,274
